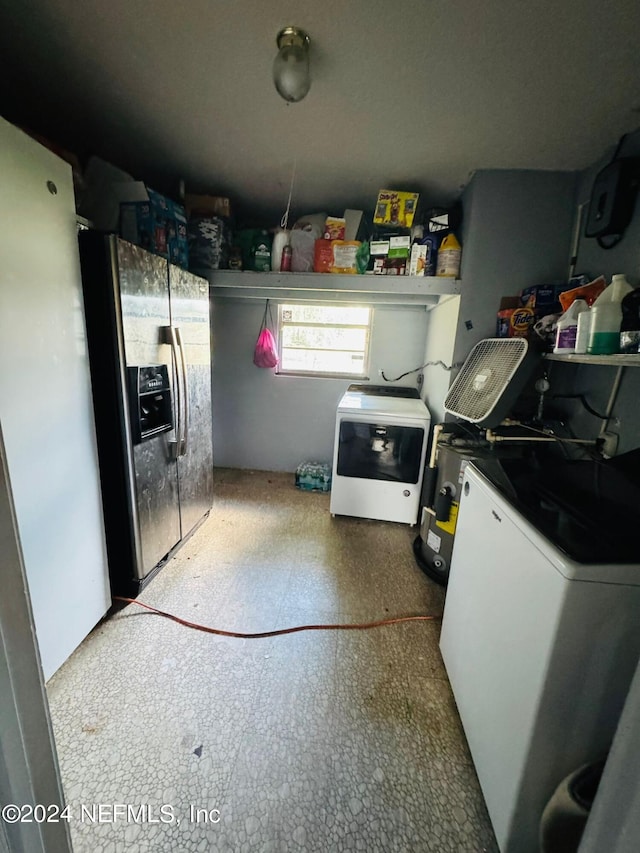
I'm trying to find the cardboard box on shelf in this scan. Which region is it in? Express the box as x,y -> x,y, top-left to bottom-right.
409,243 -> 427,276
499,296 -> 521,310
373,190 -> 419,228
409,240 -> 439,276
497,306 -> 535,338
368,239 -> 389,274
120,185 -> 188,269
520,284 -> 564,316
383,235 -> 410,275
184,194 -> 231,219
387,235 -> 411,258
385,258 -> 407,275
324,216 -> 346,241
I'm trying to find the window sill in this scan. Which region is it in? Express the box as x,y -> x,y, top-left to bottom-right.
206,270 -> 461,307
276,371 -> 370,380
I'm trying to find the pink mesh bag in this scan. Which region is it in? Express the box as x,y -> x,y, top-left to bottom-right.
253,301 -> 279,368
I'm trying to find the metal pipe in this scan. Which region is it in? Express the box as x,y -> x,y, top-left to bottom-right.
429,423 -> 443,469
599,366 -> 624,438
486,432 -> 557,443
485,428 -> 595,445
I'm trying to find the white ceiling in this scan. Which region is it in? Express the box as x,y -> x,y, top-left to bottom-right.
2,0 -> 640,224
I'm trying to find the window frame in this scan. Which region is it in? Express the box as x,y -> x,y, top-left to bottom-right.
276,302 -> 373,379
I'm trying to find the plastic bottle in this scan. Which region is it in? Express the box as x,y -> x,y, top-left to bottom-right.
436,233 -> 461,277
271,229 -> 290,271
280,244 -> 292,272
587,274 -> 634,355
620,287 -> 640,352
574,308 -> 592,354
553,299 -> 588,354
421,235 -> 438,277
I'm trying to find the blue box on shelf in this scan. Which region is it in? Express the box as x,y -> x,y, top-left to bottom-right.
520,284 -> 569,318
120,187 -> 189,269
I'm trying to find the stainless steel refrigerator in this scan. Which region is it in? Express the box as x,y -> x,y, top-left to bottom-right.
79,233 -> 213,596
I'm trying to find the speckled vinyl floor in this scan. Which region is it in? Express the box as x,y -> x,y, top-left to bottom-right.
46,469 -> 497,853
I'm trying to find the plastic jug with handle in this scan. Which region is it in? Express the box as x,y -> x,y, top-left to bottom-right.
587,274 -> 633,355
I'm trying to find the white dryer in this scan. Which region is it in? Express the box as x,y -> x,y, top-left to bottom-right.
330,385 -> 431,524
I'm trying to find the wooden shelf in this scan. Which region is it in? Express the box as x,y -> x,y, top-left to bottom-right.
206,270 -> 461,307
544,352 -> 640,366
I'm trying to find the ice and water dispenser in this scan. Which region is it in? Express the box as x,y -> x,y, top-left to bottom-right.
127,365 -> 173,444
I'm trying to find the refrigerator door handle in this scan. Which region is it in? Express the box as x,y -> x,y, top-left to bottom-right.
161,324 -> 182,460
175,326 -> 189,457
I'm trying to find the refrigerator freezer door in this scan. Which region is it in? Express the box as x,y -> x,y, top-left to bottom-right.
0,118 -> 110,679
115,240 -> 181,578
169,264 -> 213,536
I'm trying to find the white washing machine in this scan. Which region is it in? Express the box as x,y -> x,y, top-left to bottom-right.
330,385 -> 431,525
440,462 -> 640,853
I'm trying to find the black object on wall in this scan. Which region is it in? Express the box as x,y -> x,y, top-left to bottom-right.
584,136 -> 640,248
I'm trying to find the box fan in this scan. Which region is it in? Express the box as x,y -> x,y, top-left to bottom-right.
414,337 -> 539,588
444,338 -> 537,427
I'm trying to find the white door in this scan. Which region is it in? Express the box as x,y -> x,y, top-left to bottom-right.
0,117 -> 110,679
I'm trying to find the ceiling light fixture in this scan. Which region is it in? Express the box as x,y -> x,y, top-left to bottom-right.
273,27 -> 311,103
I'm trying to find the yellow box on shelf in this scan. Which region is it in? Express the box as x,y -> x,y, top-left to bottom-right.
373,190 -> 419,228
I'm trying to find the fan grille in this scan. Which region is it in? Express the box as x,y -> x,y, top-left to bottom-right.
445,338 -> 528,423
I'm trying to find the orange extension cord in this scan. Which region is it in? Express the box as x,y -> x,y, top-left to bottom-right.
113,596 -> 438,639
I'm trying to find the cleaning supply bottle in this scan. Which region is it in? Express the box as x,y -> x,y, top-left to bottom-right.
436,233 -> 461,277
574,307 -> 592,354
553,299 -> 588,354
619,286 -> 640,352
587,274 -> 634,355
271,229 -> 290,271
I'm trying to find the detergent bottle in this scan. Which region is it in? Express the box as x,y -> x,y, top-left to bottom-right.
587,274 -> 634,355
436,233 -> 461,277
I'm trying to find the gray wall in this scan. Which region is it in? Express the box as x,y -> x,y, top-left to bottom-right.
419,169 -> 577,423
549,128 -> 640,455
546,356 -> 640,454
573,129 -> 640,286
454,169 -> 578,366
210,297 -> 429,471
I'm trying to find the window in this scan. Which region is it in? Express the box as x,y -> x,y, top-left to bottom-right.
277,304 -> 372,378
